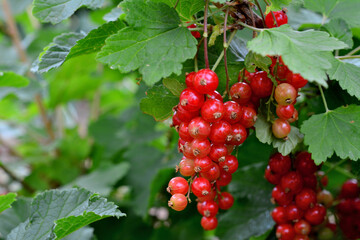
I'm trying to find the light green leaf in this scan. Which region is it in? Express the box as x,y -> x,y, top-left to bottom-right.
67,20 -> 125,60
7,188 -> 125,240
244,52 -> 272,73
163,78 -> 186,97
62,227 -> 94,240
0,72 -> 29,88
64,162 -> 130,196
303,0 -> 338,17
152,0 -> 204,21
97,0 -> 197,86
247,25 -> 347,87
255,114 -> 303,155
32,0 -> 104,24
33,32 -> 86,73
301,105 -> 360,164
140,85 -> 179,121
103,7 -> 123,22
327,58 -> 360,100
270,0 -> 292,11
0,193 -> 17,213
322,19 -> 353,48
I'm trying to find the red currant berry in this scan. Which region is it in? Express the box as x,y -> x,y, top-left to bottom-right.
239,106 -> 257,128
286,204 -> 303,221
272,118 -> 291,139
201,99 -> 224,122
272,206 -> 288,224
340,179 -> 359,199
295,188 -> 317,210
180,88 -> 204,111
265,165 -> 282,185
218,192 -> 234,210
337,198 -> 354,214
168,193 -> 188,211
317,189 -> 334,208
238,69 -> 255,82
209,120 -> 232,144
172,111 -> 181,127
265,10 -> 288,28
188,117 -> 211,139
302,174 -> 317,190
201,216 -> 218,230
295,152 -> 317,176
286,72 -> 308,89
276,224 -> 295,240
230,82 -> 252,104
208,144 -> 228,163
294,235 -> 309,240
223,101 -> 243,124
217,170 -> 232,187
201,162 -> 221,181
276,104 -> 295,120
294,219 -> 311,235
271,60 -> 289,80
193,69 -> 219,94
272,185 -> 294,206
274,83 -> 297,105
185,71 -> 196,88
269,152 -> 292,175
287,109 -> 298,123
207,90 -> 223,102
176,104 -> 199,123
197,188 -> 217,202
178,157 -> 195,176
197,200 -> 219,217
167,177 -> 189,195
281,171 -> 303,194
304,204 -> 326,225
194,156 -> 213,173
226,144 -> 235,154
182,141 -> 195,159
179,122 -> 193,142
250,71 -> 273,98
317,171 -> 329,187
228,123 -> 247,145
191,138 -> 211,158
191,177 -> 212,197
187,24 -> 201,39
219,155 -> 238,174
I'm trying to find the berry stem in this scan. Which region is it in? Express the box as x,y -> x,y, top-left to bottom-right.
174,0 -> 179,9
254,0 -> 265,26
263,0 -> 270,6
223,8 -> 231,97
270,11 -> 279,27
211,30 -> 237,72
266,84 -> 276,121
318,84 -> 330,113
204,0 -> 210,69
194,37 -> 204,72
237,20 -> 263,32
336,55 -> 360,60
183,6 -> 228,27
323,161 -> 356,179
346,46 -> 360,56
324,158 -> 348,176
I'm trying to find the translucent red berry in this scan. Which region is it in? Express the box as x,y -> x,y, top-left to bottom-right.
179,122 -> 193,142
207,90 -> 223,102
268,152 -> 292,175
250,71 -> 273,98
218,192 -> 234,210
187,24 -> 201,39
286,72 -> 308,89
201,162 -> 221,181
295,188 -> 317,210
274,83 -> 297,105
188,117 -> 211,139
281,171 -> 303,194
228,123 -> 247,146
265,10 -> 288,28
276,224 -> 295,240
191,177 -> 212,197
230,82 -> 252,104
265,165 -> 282,185
167,177 -> 189,195
201,99 -> 224,123
294,219 -> 311,235
219,155 -> 238,174
304,204 -> 326,225
209,120 -> 232,144
272,118 -> 291,139
191,138 -> 211,158
295,152 -> 317,176
272,185 -> 294,206
201,216 -> 218,230
194,156 -> 213,173
272,206 -> 288,224
239,106 -> 257,128
276,104 -> 295,120
317,189 -> 334,208
340,179 -> 359,199
176,104 -> 199,123
193,69 -> 219,94
217,170 -> 232,187
179,88 -> 204,111
185,71 -> 196,88
178,157 -> 195,176
286,204 -> 303,222
223,101 -> 243,124
197,200 -> 219,217
208,144 -> 228,163
168,193 -> 188,211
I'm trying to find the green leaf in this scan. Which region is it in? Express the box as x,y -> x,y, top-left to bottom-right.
304,0 -> 360,28
33,32 -> 86,73
97,0 -> 197,86
103,7 -> 123,22
163,78 -> 186,97
247,25 -> 348,87
0,193 -> 17,213
67,20 -> 125,60
327,58 -> 360,100
32,0 -> 104,24
322,19 -> 353,49
301,105 -> 360,164
64,162 -> 130,196
140,85 -> 179,121
7,188 -> 125,240
245,52 -> 272,73
217,163 -> 274,240
152,0 -> 204,21
270,0 -> 292,11
62,227 -> 94,240
0,72 -> 29,88
255,114 -> 303,155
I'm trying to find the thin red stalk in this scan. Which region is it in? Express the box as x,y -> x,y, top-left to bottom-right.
203,0 -> 210,69
254,0 -> 265,25
223,8 -> 230,96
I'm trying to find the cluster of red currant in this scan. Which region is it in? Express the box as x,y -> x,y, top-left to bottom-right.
337,179 -> 360,239
169,68 -> 259,230
265,152 -> 332,240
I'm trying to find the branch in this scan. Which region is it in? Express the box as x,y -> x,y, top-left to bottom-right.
204,0 -> 210,69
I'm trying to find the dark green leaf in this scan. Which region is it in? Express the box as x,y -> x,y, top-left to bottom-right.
0,72 -> 29,88
163,78 -> 186,97
327,58 -> 360,100
247,25 -> 348,87
301,105 -> 360,164
97,0 -> 197,86
0,193 -> 16,213
67,20 -> 125,60
152,0 -> 204,21
7,188 -> 125,240
322,19 -> 353,48
140,85 -> 179,121
245,52 -> 272,73
217,163 -> 274,240
32,0 -> 104,24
